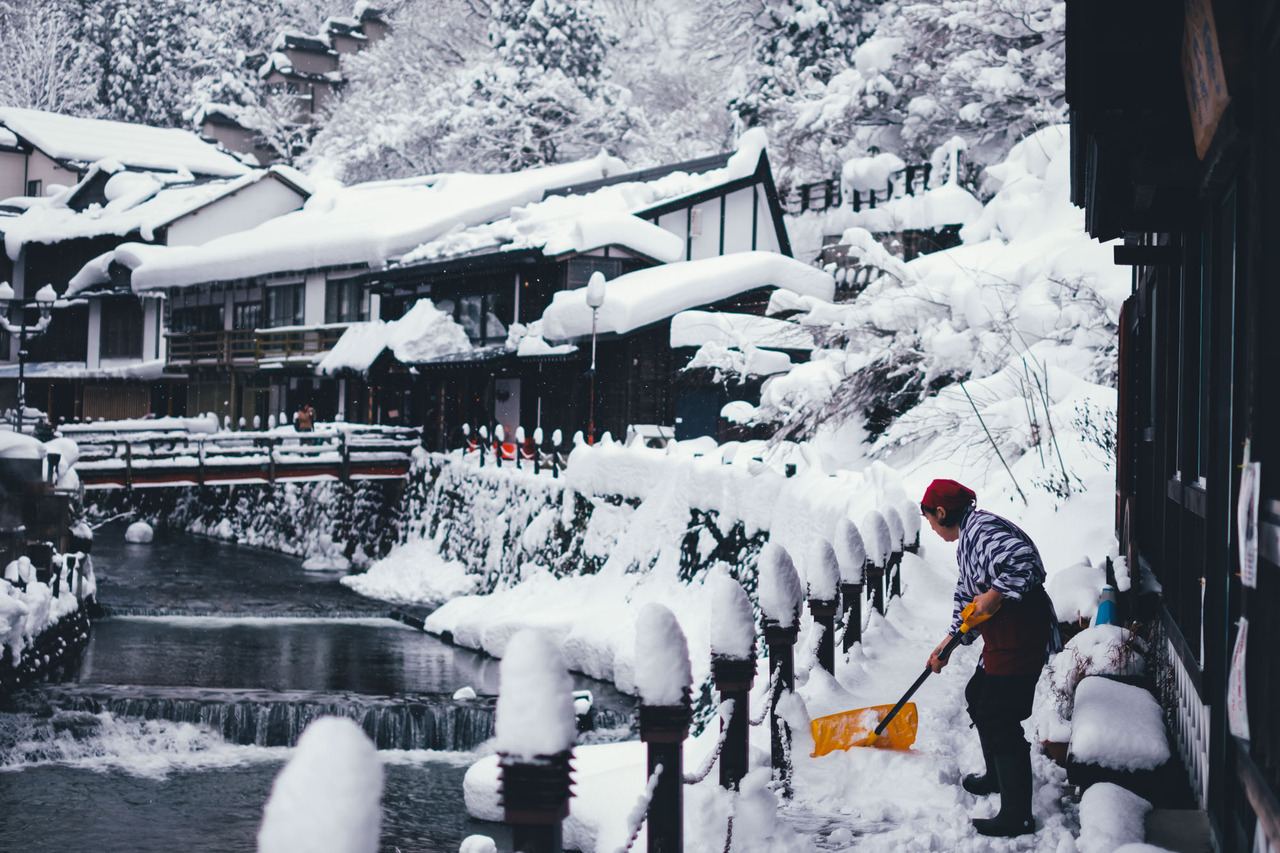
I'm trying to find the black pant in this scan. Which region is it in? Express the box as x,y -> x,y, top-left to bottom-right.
965,664 -> 1039,756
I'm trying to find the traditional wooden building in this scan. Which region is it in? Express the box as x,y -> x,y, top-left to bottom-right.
1069,1 -> 1280,849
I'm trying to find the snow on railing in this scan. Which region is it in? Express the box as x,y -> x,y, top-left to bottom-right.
69,423 -> 421,489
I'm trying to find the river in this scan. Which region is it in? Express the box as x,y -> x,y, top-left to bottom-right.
0,523 -> 635,852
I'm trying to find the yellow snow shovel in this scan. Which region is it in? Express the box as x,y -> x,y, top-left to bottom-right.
810,601 -> 996,756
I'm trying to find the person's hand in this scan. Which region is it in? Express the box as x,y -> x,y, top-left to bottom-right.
928,636 -> 954,673
969,587 -> 1005,622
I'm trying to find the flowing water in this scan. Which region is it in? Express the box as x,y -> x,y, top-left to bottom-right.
0,524 -> 635,852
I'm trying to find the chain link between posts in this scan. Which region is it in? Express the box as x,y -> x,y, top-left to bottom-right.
612,763 -> 663,853
750,666 -> 779,727
683,699 -> 734,784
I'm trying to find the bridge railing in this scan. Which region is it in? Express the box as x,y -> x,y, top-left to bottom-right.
71,425 -> 421,489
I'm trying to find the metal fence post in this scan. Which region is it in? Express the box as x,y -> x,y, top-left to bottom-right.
763,618 -> 798,793
500,751 -> 572,853
809,597 -> 838,674
639,692 -> 691,853
840,580 -> 863,651
712,655 -> 754,790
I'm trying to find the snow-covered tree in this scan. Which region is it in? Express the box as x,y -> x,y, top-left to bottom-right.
0,1 -> 102,115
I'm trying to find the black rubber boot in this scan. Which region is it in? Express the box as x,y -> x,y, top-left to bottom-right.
962,749 -> 998,795
972,751 -> 1035,838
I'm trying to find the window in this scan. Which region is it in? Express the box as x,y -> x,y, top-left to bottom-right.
325,278 -> 368,324
26,180 -> 42,197
566,257 -> 621,290
266,282 -> 304,327
100,297 -> 143,359
458,295 -> 482,339
233,302 -> 262,330
170,305 -> 224,333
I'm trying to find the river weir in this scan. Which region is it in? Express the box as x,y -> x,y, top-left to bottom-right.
0,524 -> 634,852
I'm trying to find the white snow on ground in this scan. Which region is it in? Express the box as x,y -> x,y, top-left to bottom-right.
334,122 -> 1142,851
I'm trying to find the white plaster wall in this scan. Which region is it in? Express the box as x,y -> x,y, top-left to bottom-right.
755,191 -> 781,253
24,150 -> 80,196
0,150 -> 26,199
656,210 -> 688,260
688,201 -> 720,260
166,179 -> 306,246
722,187 -> 757,254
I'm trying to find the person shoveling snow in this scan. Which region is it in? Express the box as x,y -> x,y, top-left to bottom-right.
919,478 -> 1063,838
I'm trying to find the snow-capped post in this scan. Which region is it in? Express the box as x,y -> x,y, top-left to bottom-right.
495,424 -> 505,468
807,539 -> 841,674
515,425 -> 526,469
532,427 -> 544,473
585,272 -> 606,446
478,425 -> 488,467
862,511 -> 892,614
883,507 -> 906,600
834,517 -> 867,651
634,603 -> 693,853
758,541 -> 803,793
899,500 -> 921,553
339,430 -> 351,482
495,628 -> 577,853
708,571 -> 756,790
551,429 -> 564,477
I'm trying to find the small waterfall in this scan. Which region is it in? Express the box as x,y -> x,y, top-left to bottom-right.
41,686 -> 499,751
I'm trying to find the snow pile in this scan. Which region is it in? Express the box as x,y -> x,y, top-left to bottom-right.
301,533 -> 349,571
124,521 -> 154,544
1069,677 -> 1170,771
633,603 -> 692,706
1077,783 -> 1152,853
320,298 -> 475,374
256,716 -> 383,853
538,252 -> 835,341
833,517 -> 867,583
341,535 -> 476,605
1046,559 -> 1106,623
493,628 -> 577,758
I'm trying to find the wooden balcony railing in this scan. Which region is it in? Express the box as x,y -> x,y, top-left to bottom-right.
166,324 -> 351,368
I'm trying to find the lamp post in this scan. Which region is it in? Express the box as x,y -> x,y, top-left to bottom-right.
0,282 -> 57,435
585,272 -> 606,446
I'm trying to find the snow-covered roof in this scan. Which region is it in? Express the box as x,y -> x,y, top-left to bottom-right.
9,165 -> 312,267
398,130 -> 771,268
121,153 -> 629,291
0,359 -> 167,381
0,127 -> 19,149
670,310 -> 817,351
538,251 -> 835,340
0,107 -> 250,178
317,299 -> 474,375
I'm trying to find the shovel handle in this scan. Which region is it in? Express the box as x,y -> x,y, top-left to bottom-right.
874,632 -> 963,736
872,601 -> 999,738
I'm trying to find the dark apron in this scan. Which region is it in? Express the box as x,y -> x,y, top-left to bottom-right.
977,585 -> 1053,675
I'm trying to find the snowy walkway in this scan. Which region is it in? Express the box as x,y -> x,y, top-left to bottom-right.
457,547 -> 1081,852
778,550 -> 1078,852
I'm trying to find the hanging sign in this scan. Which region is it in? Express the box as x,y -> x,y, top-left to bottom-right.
1238,459 -> 1260,588
1227,617 -> 1249,740
1181,0 -> 1231,159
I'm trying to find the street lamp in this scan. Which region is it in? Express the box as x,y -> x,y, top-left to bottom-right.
585,271 -> 606,446
0,282 -> 57,434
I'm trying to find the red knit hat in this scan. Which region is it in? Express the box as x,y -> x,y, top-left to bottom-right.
921,479 -> 976,511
